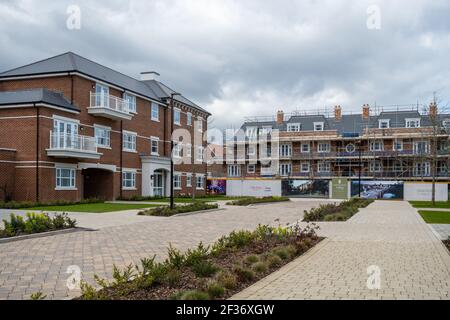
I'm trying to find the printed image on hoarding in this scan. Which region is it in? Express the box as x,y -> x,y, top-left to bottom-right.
351,180 -> 404,199
282,180 -> 329,198
207,179 -> 226,195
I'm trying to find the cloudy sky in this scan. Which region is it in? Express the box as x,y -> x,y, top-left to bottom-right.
0,0 -> 449,129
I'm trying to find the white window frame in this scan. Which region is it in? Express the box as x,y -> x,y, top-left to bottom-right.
301,143 -> 310,153
378,119 -> 390,129
174,108 -> 181,125
314,122 -> 324,131
245,126 -> 257,140
413,141 -> 430,154
300,162 -> 310,173
369,161 -> 383,172
55,167 -> 76,190
260,126 -> 272,135
196,146 -> 204,162
173,142 -> 182,158
287,123 -> 301,132
123,93 -> 137,113
317,142 -> 330,153
151,103 -> 159,121
414,161 -> 430,177
94,125 -> 111,149
369,140 -> 384,152
393,139 -> 403,151
187,112 -> 192,126
228,164 -> 241,177
151,137 -> 159,156
186,174 -> 192,187
280,163 -> 292,176
196,175 -> 205,190
122,131 -> 137,152
173,174 -> 182,190
185,143 -> 192,158
280,144 -> 292,157
406,118 -> 421,128
317,162 -> 331,173
247,164 -> 256,173
122,171 -> 136,190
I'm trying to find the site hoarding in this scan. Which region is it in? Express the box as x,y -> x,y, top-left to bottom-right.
351,180 -> 404,199
282,180 -> 330,198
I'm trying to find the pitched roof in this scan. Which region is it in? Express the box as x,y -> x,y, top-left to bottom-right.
0,52 -> 210,115
143,80 -> 211,115
0,88 -> 79,112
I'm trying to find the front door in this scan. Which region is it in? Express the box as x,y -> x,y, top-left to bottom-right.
153,172 -> 164,197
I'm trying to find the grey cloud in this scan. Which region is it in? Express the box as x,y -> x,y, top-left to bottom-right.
0,0 -> 449,129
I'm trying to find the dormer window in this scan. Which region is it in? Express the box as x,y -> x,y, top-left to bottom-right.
287,123 -> 301,132
260,126 -> 272,135
246,127 -> 257,140
314,122 -> 324,131
405,118 -> 420,128
379,119 -> 390,129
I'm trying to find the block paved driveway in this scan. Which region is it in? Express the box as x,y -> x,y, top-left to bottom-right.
232,201 -> 450,300
0,199 -> 327,300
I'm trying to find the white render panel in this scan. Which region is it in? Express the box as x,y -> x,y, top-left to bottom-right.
227,179 -> 282,197
404,183 -> 448,201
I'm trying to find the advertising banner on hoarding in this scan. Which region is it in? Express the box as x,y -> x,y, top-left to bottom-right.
282,180 -> 329,198
207,179 -> 226,195
351,180 -> 404,199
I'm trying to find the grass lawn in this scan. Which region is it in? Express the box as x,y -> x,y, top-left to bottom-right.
124,196 -> 248,203
418,210 -> 450,224
410,201 -> 450,209
27,203 -> 160,213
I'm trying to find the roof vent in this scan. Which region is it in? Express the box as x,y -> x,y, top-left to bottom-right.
140,71 -> 160,81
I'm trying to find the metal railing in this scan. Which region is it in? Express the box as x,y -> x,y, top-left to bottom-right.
49,131 -> 97,153
90,92 -> 130,114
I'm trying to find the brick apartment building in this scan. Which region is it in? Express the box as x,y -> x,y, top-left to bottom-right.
0,52 -> 210,202
210,104 -> 450,198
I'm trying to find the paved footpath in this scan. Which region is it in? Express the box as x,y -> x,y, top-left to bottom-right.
0,199 -> 327,300
232,201 -> 450,300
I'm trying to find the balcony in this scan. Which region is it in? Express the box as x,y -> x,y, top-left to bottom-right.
47,132 -> 101,160
88,93 -> 133,121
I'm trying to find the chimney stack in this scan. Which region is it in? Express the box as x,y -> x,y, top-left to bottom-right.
140,71 -> 160,81
276,110 -> 284,124
362,104 -> 370,120
429,101 -> 438,117
334,105 -> 342,121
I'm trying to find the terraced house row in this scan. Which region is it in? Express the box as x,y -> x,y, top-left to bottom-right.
209,105 -> 450,199
0,52 -> 210,202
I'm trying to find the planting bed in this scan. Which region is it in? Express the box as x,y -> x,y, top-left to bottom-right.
77,223 -> 321,300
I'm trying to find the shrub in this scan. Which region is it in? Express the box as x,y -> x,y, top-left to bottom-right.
266,254 -> 282,268
303,198 -> 373,222
138,256 -> 168,284
216,271 -> 238,290
226,197 -> 289,206
252,261 -> 268,273
138,202 -> 219,217
233,266 -> 255,282
185,242 -> 209,267
165,269 -> 182,287
191,260 -> 219,278
0,212 -> 77,238
166,244 -> 185,269
30,291 -> 47,300
207,282 -> 225,298
180,290 -> 210,300
272,247 -> 291,260
244,255 -> 259,265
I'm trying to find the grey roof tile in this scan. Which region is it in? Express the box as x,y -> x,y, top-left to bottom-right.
0,88 -> 79,112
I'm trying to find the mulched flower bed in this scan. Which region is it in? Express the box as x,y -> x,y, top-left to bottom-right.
138,202 -> 219,217
76,223 -> 322,300
303,198 -> 374,222
226,196 -> 290,206
444,238 -> 450,252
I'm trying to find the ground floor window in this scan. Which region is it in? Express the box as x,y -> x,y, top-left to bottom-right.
173,174 -> 182,189
280,163 -> 292,176
228,164 -> 241,177
196,175 -> 205,189
186,175 -> 192,187
413,161 -> 430,177
247,164 -> 256,173
56,168 -> 76,189
122,171 -> 136,189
